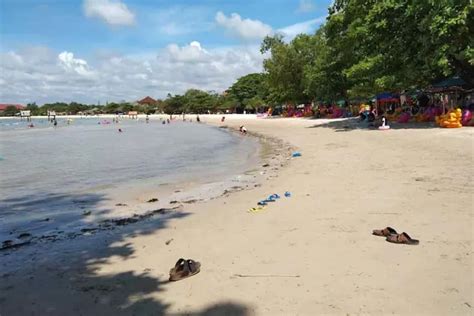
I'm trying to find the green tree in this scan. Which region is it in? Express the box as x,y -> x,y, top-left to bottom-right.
26,102 -> 41,115
260,0 -> 473,102
162,94 -> 185,114
246,96 -> 265,113
329,0 -> 473,94
228,73 -> 269,111
183,89 -> 216,113
261,34 -> 314,104
215,94 -> 237,113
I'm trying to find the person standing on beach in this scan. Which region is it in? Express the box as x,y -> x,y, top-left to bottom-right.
196,115 -> 200,122
146,114 -> 149,123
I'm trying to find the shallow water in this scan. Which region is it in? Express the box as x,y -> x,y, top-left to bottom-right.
0,117 -> 259,239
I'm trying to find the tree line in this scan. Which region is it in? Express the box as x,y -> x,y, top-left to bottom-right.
0,73 -> 269,116
2,1 -> 471,117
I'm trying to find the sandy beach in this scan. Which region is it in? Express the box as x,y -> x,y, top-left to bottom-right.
1,115 -> 472,315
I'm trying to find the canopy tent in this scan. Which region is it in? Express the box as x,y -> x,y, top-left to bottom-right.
424,76 -> 473,110
376,92 -> 400,104
431,76 -> 467,88
426,76 -> 471,94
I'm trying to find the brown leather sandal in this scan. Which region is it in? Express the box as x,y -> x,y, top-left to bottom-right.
169,258 -> 201,281
386,232 -> 419,245
372,227 -> 397,237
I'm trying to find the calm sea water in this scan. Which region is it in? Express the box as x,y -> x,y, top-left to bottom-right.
0,117 -> 259,239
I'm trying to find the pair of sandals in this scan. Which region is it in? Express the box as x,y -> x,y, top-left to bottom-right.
169,258 -> 201,281
373,227 -> 419,245
258,193 -> 281,206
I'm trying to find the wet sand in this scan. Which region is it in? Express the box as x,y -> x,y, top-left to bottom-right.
1,115 -> 472,315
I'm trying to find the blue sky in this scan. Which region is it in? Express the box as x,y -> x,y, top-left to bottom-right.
0,0 -> 332,104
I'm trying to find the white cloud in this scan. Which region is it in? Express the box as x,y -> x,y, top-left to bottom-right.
296,0 -> 315,13
0,43 -> 265,104
165,41 -> 211,63
277,17 -> 325,40
58,51 -> 95,77
215,11 -> 325,42
215,11 -> 272,41
83,0 -> 135,26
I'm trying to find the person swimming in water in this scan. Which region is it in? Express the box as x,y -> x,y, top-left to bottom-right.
118,128 -> 123,132
239,125 -> 247,134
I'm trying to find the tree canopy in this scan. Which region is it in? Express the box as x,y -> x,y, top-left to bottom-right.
261,0 -> 473,101
227,73 -> 269,111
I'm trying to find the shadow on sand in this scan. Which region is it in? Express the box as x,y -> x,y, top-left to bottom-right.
0,191 -> 250,315
306,117 -> 440,132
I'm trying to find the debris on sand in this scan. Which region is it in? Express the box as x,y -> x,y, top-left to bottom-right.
1,239 -> 31,251
17,233 -> 32,239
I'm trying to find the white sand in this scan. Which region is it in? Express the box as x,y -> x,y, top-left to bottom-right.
1,116 -> 472,315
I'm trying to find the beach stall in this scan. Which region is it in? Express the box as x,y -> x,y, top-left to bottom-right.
426,76 -> 470,109
376,92 -> 400,111
128,111 -> 138,119
20,110 -> 31,121
47,110 -> 56,122
426,76 -> 474,127
375,92 -> 409,122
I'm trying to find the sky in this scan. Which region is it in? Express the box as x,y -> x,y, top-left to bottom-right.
0,0 -> 332,104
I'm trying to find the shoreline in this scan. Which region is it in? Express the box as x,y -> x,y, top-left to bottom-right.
0,119 -> 293,252
1,116 -> 472,315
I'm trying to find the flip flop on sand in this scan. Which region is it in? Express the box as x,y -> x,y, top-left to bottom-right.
372,227 -> 397,237
386,232 -> 419,245
248,206 -> 265,213
169,258 -> 201,281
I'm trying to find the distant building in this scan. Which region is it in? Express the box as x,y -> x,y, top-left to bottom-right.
0,104 -> 25,112
137,96 -> 157,106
